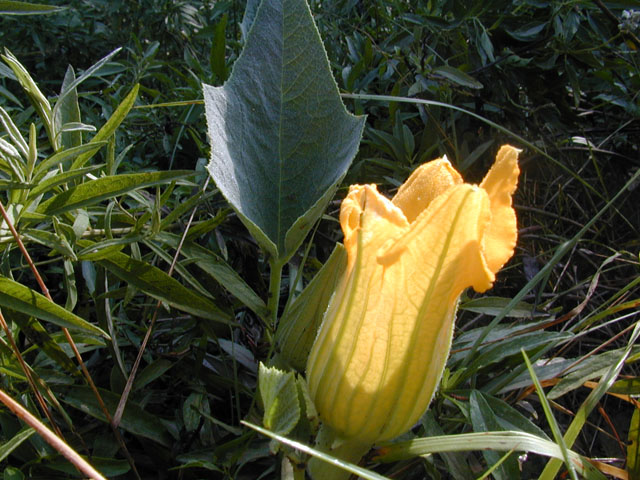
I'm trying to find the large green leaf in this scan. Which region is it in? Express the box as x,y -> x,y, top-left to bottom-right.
203,0 -> 365,263
0,277 -> 108,338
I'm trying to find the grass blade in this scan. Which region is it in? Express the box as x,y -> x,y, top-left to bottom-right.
539,318 -> 640,479
243,421 -> 391,480
521,350 -> 579,480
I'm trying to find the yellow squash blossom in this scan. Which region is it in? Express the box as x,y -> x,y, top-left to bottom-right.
306,145 -> 520,444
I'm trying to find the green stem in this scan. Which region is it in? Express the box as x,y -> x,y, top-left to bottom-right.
307,424 -> 372,480
267,259 -> 284,331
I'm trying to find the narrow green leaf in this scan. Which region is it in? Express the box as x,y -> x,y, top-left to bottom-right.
244,421 -> 391,480
77,240 -> 232,325
55,66 -> 82,150
9,310 -> 78,373
183,392 -> 210,432
44,457 -> 129,477
204,0 -> 365,262
0,277 -> 109,338
21,228 -> 74,259
0,179 -> 30,189
0,1 -> 64,14
70,84 -> 139,171
460,296 -> 549,318
28,164 -> 104,199
539,320 -> 640,479
53,48 -> 122,122
609,376 -> 640,395
132,359 -> 173,392
153,232 -> 268,318
60,386 -> 172,447
547,348 -> 636,400
0,137 -> 24,181
470,391 -> 519,480
1,50 -> 55,148
421,411 -> 474,478
522,350 -> 579,480
628,408 -> 640,478
479,393 -> 549,440
450,330 -> 572,375
0,105 -> 28,157
433,66 -> 483,89
31,142 -> 107,183
35,170 -> 193,215
0,427 -> 34,462
505,22 -> 547,42
210,14 -> 228,81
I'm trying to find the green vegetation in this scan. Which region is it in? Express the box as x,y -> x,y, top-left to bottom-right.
0,0 -> 638,478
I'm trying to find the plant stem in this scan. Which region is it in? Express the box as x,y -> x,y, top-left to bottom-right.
307,424 -> 372,480
267,259 -> 284,331
0,388 -> 106,480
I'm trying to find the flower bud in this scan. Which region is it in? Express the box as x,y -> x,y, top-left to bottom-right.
306,145 -> 520,443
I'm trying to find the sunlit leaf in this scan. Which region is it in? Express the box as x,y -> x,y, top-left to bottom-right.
204,0 -> 365,262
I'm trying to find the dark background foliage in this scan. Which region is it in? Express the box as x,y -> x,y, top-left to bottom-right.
0,0 -> 639,478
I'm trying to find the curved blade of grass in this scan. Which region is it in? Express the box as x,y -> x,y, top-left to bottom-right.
341,93 -> 601,199
374,431 -> 605,479
0,277 -> 109,338
521,350 -> 579,480
539,318 -> 640,479
242,421 -> 390,480
35,170 -> 194,215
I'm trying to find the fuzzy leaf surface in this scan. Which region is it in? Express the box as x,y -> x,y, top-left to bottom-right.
204,0 -> 364,262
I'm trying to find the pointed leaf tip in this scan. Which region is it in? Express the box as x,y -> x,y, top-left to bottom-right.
204,0 -> 365,261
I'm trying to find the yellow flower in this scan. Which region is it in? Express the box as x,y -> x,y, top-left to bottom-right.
306,145 -> 520,444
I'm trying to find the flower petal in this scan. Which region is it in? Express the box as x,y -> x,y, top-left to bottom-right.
308,184 -> 494,442
392,156 -> 463,222
480,145 -> 520,275
340,184 -> 408,270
